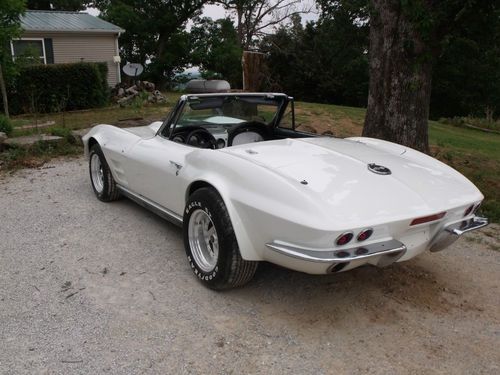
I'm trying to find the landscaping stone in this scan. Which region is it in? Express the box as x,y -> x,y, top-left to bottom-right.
4,134 -> 64,147
17,120 -> 56,130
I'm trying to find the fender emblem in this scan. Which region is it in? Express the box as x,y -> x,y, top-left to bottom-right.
170,161 -> 183,176
368,163 -> 391,175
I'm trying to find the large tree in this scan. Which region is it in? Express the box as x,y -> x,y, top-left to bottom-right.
362,0 -> 498,152
90,0 -> 206,86
262,8 -> 368,106
0,0 -> 25,118
317,0 -> 500,151
190,17 -> 242,88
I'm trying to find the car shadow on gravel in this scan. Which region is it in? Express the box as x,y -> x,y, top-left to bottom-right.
114,197 -> 483,327
221,259 -> 478,328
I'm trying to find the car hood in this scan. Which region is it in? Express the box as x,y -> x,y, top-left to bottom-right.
221,137 -> 482,226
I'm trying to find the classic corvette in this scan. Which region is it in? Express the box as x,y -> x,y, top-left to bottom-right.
83,93 -> 488,289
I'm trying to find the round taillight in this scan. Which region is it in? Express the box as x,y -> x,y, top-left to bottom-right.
336,232 -> 353,246
357,229 -> 373,242
464,205 -> 474,217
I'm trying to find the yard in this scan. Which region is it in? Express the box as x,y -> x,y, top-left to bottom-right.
3,94 -> 500,222
0,157 -> 498,374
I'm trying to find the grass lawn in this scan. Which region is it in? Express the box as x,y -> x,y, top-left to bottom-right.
4,95 -> 500,222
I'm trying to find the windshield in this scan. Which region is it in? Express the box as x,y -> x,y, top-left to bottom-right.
174,95 -> 283,130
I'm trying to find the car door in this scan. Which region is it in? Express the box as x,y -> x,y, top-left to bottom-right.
121,97 -> 190,216
123,135 -> 190,217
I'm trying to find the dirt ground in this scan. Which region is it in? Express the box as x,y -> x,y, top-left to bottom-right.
0,158 -> 499,375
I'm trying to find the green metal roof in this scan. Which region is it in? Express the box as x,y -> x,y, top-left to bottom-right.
21,10 -> 124,34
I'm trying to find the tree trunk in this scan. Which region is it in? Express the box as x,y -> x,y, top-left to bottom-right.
0,62 -> 9,118
363,0 -> 434,153
242,51 -> 265,91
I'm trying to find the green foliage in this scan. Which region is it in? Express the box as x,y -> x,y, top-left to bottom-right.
92,0 -> 206,87
9,62 -> 109,114
26,1 -> 86,11
262,12 -> 369,107
0,0 -> 25,60
190,17 -> 243,88
0,0 -> 26,116
431,2 -> 500,119
0,114 -> 13,135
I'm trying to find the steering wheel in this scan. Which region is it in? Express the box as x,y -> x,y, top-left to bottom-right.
186,128 -> 217,149
228,122 -> 271,147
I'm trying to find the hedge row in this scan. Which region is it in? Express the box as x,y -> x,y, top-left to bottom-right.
8,62 -> 109,114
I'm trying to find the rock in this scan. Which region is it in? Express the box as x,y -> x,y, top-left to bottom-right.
117,87 -> 125,97
151,90 -> 166,103
143,81 -> 155,91
0,132 -> 7,144
125,85 -> 138,95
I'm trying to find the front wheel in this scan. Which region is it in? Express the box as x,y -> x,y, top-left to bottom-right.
89,144 -> 120,202
183,187 -> 258,290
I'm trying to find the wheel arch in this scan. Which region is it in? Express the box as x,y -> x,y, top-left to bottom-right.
86,137 -> 98,156
185,178 -> 262,261
186,180 -> 215,203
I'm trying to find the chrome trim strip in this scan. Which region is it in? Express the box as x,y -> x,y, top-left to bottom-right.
117,185 -> 183,227
449,216 -> 488,235
265,239 -> 406,264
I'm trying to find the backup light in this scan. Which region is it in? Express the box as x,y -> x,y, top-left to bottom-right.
336,232 -> 353,246
410,212 -> 446,226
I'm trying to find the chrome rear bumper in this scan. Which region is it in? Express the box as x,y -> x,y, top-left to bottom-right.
266,239 -> 407,272
429,216 -> 488,252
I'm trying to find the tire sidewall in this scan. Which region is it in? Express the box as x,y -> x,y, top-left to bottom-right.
183,191 -> 233,288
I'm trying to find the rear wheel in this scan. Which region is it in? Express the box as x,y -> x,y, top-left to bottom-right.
184,187 -> 258,290
89,144 -> 120,202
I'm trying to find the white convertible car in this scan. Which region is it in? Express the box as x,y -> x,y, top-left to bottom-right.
83,93 -> 488,289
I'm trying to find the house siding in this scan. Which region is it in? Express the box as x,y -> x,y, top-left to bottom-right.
22,32 -> 120,86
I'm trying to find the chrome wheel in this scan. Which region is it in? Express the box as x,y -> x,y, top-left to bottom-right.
90,153 -> 104,193
188,209 -> 219,272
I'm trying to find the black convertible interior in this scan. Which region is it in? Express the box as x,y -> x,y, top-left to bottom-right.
161,94 -> 313,149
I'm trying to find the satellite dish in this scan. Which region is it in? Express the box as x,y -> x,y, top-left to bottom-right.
123,63 -> 144,77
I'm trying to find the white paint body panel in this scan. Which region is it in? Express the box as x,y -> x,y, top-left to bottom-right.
82,122 -> 484,274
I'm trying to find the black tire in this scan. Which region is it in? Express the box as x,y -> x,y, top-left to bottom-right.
183,187 -> 258,290
89,144 -> 120,202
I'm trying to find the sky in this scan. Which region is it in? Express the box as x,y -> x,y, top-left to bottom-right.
87,1 -> 319,27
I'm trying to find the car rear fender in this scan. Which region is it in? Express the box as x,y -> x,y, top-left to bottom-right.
183,151 -> 330,262
186,176 -> 264,261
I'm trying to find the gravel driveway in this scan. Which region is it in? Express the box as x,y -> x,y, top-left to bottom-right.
1,157 -> 499,375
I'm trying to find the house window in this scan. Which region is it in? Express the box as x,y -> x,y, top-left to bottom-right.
11,39 -> 46,64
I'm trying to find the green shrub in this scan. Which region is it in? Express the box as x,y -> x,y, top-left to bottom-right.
0,115 -> 13,135
10,62 -> 109,114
